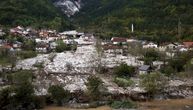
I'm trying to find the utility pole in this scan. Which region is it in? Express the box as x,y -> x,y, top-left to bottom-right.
178,18 -> 182,40
131,24 -> 134,33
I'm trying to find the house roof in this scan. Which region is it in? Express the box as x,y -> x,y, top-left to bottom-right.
3,44 -> 12,49
139,65 -> 150,71
111,37 -> 127,42
183,42 -> 193,48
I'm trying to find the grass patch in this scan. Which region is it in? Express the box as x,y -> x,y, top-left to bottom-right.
17,51 -> 37,59
0,57 -> 12,65
114,77 -> 134,87
110,100 -> 137,109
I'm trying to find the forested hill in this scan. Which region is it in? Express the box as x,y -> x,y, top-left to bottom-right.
74,0 -> 193,42
1,0 -> 193,41
0,0 -> 72,30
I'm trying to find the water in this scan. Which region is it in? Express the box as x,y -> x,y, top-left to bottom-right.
138,98 -> 193,110
43,99 -> 193,110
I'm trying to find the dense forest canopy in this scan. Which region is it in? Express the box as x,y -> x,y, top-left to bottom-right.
0,0 -> 72,30
74,0 -> 193,41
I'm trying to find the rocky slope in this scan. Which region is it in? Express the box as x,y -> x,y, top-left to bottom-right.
53,0 -> 82,17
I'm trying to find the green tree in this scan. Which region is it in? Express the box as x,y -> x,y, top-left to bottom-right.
11,71 -> 35,109
140,72 -> 168,98
48,85 -> 70,106
143,49 -> 160,66
86,76 -> 104,101
22,40 -> 36,51
49,17 -> 62,31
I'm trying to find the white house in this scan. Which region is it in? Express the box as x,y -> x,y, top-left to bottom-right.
143,42 -> 158,49
36,42 -> 49,53
59,30 -> 84,38
111,37 -> 127,45
179,47 -> 188,52
0,29 -> 5,36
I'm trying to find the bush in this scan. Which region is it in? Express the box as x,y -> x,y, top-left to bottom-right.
110,100 -> 136,109
33,96 -> 46,109
114,63 -> 135,77
48,85 -> 70,106
33,62 -> 44,69
160,66 -> 175,77
114,77 -> 134,87
55,40 -> 71,52
17,51 -> 37,59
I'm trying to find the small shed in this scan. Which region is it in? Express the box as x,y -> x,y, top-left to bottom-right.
138,65 -> 151,75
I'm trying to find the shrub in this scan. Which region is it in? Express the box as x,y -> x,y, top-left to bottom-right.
160,66 -> 175,77
55,40 -> 71,52
114,77 -> 134,87
48,53 -> 56,62
17,51 -> 37,59
33,62 -> 44,69
114,63 -> 135,77
33,96 -> 46,109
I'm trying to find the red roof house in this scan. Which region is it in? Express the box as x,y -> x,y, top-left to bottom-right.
111,37 -> 127,45
183,42 -> 193,48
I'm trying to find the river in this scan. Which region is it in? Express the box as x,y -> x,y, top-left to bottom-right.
43,98 -> 193,110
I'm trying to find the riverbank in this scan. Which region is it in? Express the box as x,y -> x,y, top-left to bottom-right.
43,98 -> 193,110
43,105 -> 111,110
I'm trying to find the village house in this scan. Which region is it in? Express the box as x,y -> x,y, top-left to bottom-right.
102,44 -> 124,54
138,65 -> 151,75
111,37 -> 127,45
158,44 -> 167,52
59,30 -> 84,39
0,29 -> 5,36
0,39 -> 3,47
2,44 -> 13,51
82,34 -> 94,40
36,42 -> 49,53
166,43 -> 178,50
35,38 -> 50,44
12,41 -> 22,51
39,30 -> 49,38
159,43 -> 181,52
183,42 -> 193,49
143,42 -> 158,49
127,38 -> 141,43
10,26 -> 27,36
49,42 -> 58,50
26,28 -> 39,38
63,39 -> 78,45
179,47 -> 188,52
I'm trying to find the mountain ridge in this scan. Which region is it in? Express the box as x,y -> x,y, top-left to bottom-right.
72,0 -> 193,41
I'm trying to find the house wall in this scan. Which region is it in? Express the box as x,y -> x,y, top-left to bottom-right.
139,71 -> 147,75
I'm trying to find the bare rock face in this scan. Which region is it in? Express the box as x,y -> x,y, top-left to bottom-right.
53,0 -> 82,17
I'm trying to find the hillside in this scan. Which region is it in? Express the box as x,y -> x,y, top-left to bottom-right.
73,0 -> 193,42
0,0 -> 72,30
